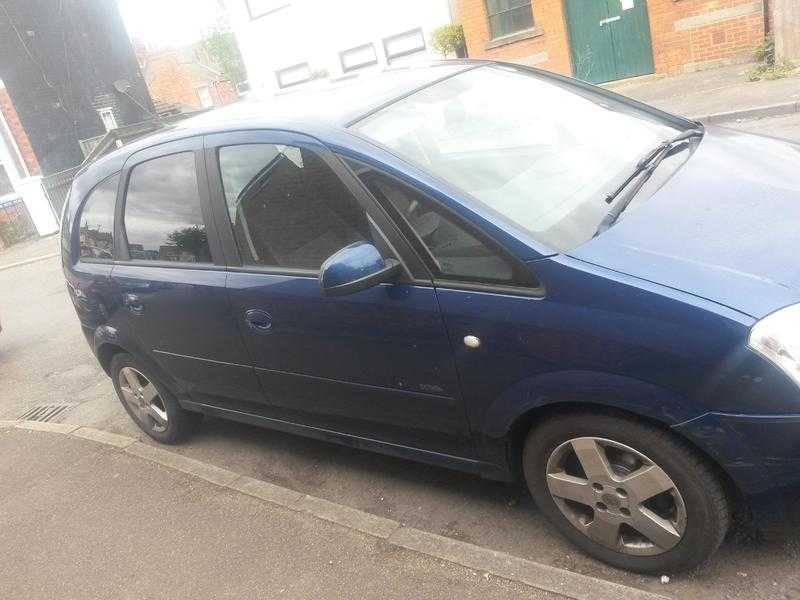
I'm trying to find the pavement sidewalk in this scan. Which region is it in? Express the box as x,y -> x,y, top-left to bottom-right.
604,63 -> 800,122
0,234 -> 59,270
0,426 -> 568,600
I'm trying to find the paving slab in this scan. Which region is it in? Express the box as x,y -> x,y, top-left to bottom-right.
605,63 -> 800,121
0,428 -> 568,600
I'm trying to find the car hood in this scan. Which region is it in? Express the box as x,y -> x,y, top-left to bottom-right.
569,126 -> 800,319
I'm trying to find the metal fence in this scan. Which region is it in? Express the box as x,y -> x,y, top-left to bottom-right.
0,196 -> 37,249
41,166 -> 80,222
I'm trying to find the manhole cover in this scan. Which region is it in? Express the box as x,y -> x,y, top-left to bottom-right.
17,404 -> 76,423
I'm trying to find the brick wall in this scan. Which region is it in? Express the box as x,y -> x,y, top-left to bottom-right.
0,87 -> 41,176
144,50 -> 238,110
456,0 -> 572,75
650,0 -> 764,74
457,0 -> 765,79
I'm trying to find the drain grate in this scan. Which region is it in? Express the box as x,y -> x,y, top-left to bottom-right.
17,404 -> 76,423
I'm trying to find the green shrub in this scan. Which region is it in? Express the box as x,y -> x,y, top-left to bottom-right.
747,36 -> 796,81
431,24 -> 466,58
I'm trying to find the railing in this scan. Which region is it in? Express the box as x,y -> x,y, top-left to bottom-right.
0,196 -> 37,249
41,166 -> 80,222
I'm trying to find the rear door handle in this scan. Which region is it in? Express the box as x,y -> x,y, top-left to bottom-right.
123,293 -> 144,315
244,309 -> 273,333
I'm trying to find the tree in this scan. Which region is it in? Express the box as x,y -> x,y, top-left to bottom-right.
431,24 -> 466,58
202,30 -> 247,88
166,226 -> 209,261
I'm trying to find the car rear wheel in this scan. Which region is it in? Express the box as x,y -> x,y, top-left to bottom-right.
523,412 -> 730,574
110,353 -> 201,444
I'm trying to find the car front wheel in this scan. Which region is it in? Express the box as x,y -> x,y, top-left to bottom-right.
523,411 -> 730,574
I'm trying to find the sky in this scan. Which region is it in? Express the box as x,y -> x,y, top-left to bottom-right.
118,0 -> 223,49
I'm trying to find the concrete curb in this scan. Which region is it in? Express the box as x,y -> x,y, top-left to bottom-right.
14,423 -> 672,600
693,100 -> 800,124
0,252 -> 59,272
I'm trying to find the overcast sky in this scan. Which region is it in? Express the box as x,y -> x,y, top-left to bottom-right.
118,0 -> 222,48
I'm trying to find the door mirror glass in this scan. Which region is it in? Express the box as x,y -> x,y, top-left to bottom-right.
319,242 -> 401,297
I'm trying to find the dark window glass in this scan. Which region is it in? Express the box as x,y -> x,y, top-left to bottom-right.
123,152 -> 210,263
79,174 -> 118,260
348,160 -> 516,285
219,144 -> 375,270
486,0 -> 533,38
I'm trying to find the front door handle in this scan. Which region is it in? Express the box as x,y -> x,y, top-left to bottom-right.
123,293 -> 144,315
244,309 -> 273,333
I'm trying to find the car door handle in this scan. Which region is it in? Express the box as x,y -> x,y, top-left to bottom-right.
123,293 -> 144,315
244,309 -> 273,333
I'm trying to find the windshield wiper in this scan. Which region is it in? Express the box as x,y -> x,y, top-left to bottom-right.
594,128 -> 703,236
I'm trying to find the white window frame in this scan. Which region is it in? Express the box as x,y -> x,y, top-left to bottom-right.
246,0 -> 290,20
339,43 -> 379,73
196,85 -> 213,108
275,62 -> 311,89
382,28 -> 426,63
98,107 -> 118,132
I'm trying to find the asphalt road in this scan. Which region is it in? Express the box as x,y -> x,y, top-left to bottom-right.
1,112 -> 800,599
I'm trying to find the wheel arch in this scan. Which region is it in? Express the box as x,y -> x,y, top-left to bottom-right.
500,401 -> 743,513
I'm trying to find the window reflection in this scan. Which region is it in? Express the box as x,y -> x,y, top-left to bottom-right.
79,174 -> 118,260
219,144 -> 373,270
123,152 -> 210,263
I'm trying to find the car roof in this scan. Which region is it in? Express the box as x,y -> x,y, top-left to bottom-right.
75,60 -> 484,184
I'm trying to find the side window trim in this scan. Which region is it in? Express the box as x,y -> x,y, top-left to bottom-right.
75,171 -> 120,264
202,131 -> 430,281
115,137 -> 223,268
342,157 -> 542,294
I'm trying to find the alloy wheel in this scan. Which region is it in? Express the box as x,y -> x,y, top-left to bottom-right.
118,367 -> 168,433
545,436 -> 686,556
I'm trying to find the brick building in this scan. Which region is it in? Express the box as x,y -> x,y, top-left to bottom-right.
140,44 -> 239,111
455,0 -> 768,83
0,85 -> 39,177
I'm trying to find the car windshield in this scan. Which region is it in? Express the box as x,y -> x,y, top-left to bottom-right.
352,65 -> 682,252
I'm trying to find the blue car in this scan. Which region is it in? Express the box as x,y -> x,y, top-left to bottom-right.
62,61 -> 800,574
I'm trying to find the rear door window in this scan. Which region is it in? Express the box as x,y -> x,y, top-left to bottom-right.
122,152 -> 211,263
78,173 -> 119,260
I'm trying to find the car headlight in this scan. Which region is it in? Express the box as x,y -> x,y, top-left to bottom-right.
748,303 -> 800,386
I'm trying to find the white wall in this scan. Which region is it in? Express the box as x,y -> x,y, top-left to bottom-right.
227,0 -> 454,97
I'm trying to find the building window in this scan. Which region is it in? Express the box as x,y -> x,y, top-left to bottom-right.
339,43 -> 378,73
0,164 -> 14,197
485,0 -> 534,39
97,107 -> 118,132
382,28 -> 426,63
246,0 -> 290,20
197,85 -> 213,108
275,62 -> 311,89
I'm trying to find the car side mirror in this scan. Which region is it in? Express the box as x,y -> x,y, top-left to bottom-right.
319,242 -> 401,297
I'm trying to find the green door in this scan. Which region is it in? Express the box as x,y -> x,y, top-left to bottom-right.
565,0 -> 655,84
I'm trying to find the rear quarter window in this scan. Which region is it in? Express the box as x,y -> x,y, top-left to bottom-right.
78,173 -> 119,260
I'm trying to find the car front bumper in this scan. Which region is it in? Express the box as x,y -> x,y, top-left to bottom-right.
674,412 -> 800,535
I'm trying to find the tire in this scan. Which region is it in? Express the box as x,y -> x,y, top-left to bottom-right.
110,353 -> 201,444
522,411 -> 730,574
